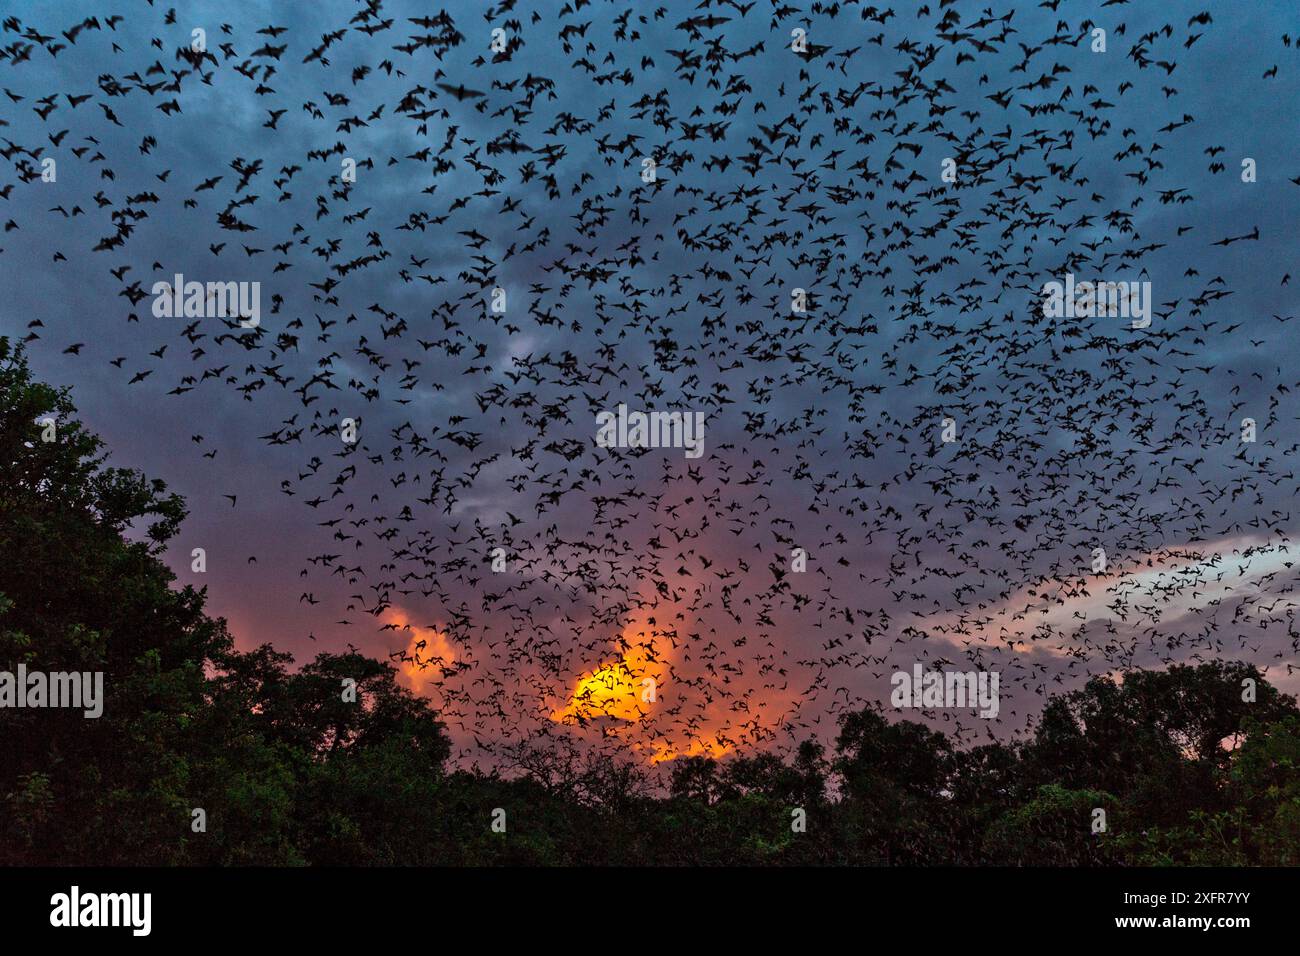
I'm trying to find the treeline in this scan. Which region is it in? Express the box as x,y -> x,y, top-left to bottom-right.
2,338 -> 1297,865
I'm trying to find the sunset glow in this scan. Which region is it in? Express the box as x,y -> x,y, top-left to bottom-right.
382,608 -> 455,695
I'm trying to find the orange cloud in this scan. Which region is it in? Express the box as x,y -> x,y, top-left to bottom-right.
381,607 -> 455,694
552,612 -> 669,727
647,737 -> 732,764
553,659 -> 650,723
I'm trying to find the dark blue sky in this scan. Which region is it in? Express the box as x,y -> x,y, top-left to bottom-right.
2,0 -> 1298,771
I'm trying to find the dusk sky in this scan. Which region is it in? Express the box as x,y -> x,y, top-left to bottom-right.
3,0 -> 1299,779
